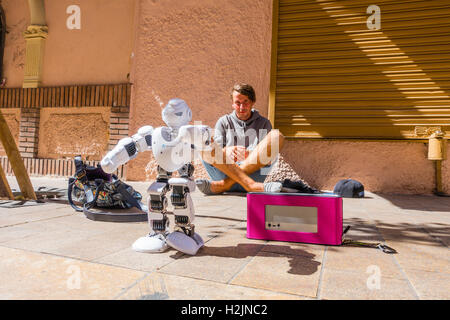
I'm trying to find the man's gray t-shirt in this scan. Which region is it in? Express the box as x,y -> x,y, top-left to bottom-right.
213,109 -> 272,150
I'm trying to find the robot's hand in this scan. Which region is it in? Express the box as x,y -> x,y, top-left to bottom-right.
100,137 -> 137,173
132,125 -> 154,152
177,125 -> 212,151
100,125 -> 154,173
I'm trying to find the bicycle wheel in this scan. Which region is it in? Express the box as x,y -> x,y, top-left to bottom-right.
68,177 -> 86,212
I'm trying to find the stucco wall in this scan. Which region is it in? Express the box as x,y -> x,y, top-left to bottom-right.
1,0 -> 29,88
1,0 -> 136,87
42,0 -> 136,86
443,145 -> 450,194
280,140 -> 449,195
127,0 -> 273,180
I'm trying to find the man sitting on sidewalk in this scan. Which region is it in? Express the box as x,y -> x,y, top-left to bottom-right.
196,83 -> 316,195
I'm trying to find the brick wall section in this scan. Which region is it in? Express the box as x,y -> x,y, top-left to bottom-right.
108,106 -> 130,150
18,108 -> 40,158
1,84 -> 131,178
0,156 -> 125,178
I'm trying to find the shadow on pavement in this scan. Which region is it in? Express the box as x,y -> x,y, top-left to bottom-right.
344,217 -> 449,248
375,193 -> 450,212
175,243 -> 321,276
376,222 -> 449,247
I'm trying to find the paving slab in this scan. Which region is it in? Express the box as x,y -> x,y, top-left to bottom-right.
319,268 -> 418,300
230,250 -> 323,298
48,223 -> 151,261
325,246 -> 404,279
260,241 -> 325,260
0,204 -> 74,228
158,225 -> 267,283
0,246 -> 146,300
117,272 -> 307,300
401,269 -> 450,300
92,214 -> 245,272
382,240 -> 450,274
93,246 -> 184,273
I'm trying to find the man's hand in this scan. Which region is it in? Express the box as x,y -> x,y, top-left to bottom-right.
224,146 -> 249,163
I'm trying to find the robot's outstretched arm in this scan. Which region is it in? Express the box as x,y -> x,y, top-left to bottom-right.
100,125 -> 154,173
178,124 -> 212,151
161,124 -> 212,151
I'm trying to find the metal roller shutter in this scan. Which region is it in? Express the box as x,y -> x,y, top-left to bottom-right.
269,0 -> 450,139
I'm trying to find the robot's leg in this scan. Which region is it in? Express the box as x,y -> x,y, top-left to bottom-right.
132,176 -> 171,253
166,169 -> 204,255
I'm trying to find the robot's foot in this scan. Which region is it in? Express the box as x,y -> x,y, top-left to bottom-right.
166,231 -> 204,255
132,233 -> 169,253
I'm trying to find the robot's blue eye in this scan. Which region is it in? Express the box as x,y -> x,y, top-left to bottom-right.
174,112 -> 183,116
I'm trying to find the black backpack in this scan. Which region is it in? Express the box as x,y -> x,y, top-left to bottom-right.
68,156 -> 144,213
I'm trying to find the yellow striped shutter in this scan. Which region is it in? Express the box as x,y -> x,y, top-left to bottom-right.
270,0 -> 450,139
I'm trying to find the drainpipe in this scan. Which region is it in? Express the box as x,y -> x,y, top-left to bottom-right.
428,130 -> 448,196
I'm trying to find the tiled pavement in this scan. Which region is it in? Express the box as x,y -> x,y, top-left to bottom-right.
0,177 -> 449,300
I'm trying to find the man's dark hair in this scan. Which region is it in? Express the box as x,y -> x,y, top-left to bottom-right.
231,83 -> 256,102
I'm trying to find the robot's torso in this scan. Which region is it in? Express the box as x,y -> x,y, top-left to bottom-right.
100,98 -> 212,255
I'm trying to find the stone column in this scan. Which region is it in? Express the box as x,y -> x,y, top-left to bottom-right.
22,25 -> 48,88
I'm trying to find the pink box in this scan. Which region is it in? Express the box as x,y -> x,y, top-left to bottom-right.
247,192 -> 343,245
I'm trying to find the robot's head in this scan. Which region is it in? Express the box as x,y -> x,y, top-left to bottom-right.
162,98 -> 192,128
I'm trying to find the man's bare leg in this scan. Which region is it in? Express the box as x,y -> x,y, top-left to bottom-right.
200,144 -> 263,192
201,130 -> 284,193
208,163 -> 264,192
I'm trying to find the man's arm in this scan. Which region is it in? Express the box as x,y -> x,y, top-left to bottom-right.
215,117 -> 248,163
261,118 -> 273,137
213,116 -> 227,148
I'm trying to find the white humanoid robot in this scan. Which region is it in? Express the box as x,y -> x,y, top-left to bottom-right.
100,98 -> 212,255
